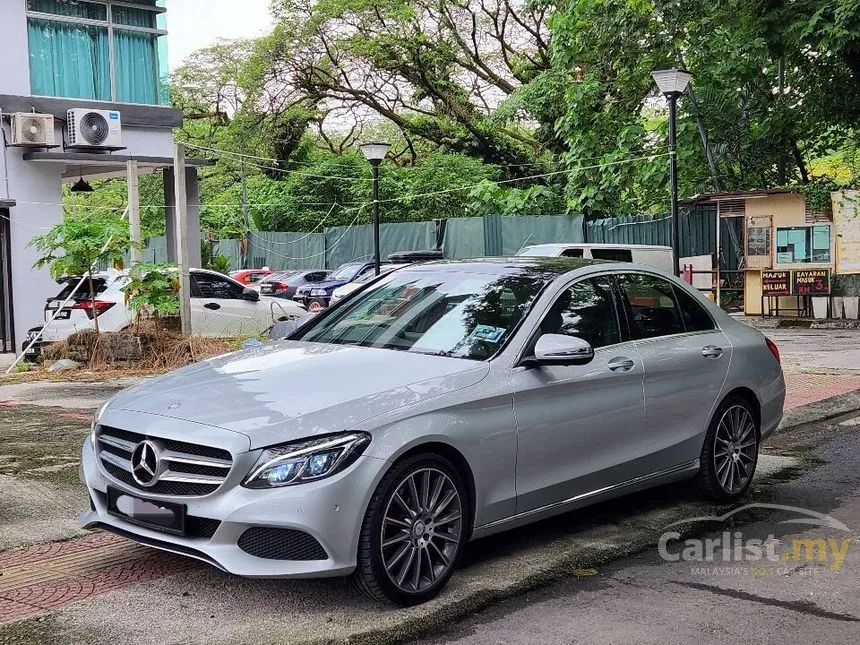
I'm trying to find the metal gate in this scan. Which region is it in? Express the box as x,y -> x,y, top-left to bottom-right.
0,206 -> 14,353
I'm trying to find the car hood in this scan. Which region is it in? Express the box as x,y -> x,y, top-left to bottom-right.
108,341 -> 488,449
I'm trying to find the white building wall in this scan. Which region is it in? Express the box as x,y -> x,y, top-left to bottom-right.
0,2 -> 31,96
0,1 -> 181,353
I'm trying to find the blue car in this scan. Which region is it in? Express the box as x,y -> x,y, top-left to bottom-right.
293,260 -> 385,312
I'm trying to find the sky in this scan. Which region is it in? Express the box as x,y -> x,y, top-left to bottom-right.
166,0 -> 275,70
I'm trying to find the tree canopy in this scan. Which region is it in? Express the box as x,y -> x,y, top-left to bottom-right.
70,0 -> 860,237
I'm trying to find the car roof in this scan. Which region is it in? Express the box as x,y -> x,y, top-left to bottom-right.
522,243 -> 672,251
393,256 -> 608,277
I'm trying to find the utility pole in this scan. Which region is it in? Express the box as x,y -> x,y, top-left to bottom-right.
173,143 -> 192,335
127,160 -> 141,266
241,159 -> 250,269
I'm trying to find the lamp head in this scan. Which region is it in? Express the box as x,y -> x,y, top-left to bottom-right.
651,68 -> 693,96
360,141 -> 391,166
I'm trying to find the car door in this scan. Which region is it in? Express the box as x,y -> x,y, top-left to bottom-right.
510,275 -> 646,514
190,273 -> 264,337
615,272 -> 731,469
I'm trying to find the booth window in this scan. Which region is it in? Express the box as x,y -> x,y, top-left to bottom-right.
27,0 -> 168,105
775,225 -> 831,264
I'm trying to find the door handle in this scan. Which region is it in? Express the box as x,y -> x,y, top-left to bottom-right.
701,345 -> 723,358
608,357 -> 635,372
204,302 -> 221,310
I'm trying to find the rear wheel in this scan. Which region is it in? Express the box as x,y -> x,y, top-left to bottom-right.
351,453 -> 467,605
695,396 -> 759,502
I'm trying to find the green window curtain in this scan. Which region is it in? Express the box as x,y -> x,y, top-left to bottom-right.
27,0 -> 107,20
114,30 -> 159,104
28,18 -> 111,100
112,6 -> 158,28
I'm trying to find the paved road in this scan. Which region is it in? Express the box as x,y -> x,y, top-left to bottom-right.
416,412 -> 860,645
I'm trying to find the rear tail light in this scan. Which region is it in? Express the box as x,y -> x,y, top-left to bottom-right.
273,282 -> 290,290
72,300 -> 115,320
765,337 -> 780,363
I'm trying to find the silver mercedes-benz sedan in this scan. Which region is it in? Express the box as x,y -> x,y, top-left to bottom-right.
80,258 -> 784,605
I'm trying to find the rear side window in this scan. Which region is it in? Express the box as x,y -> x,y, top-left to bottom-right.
561,248 -> 584,258
616,273 -> 683,339
673,286 -> 715,332
54,278 -> 108,301
591,248 -> 633,262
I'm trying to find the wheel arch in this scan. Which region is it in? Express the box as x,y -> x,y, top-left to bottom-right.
388,441 -> 477,537
719,386 -> 762,433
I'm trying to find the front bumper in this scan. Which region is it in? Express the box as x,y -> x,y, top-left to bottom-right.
79,438 -> 389,578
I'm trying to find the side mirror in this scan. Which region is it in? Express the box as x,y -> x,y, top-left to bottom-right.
242,287 -> 260,302
533,334 -> 594,366
268,312 -> 317,340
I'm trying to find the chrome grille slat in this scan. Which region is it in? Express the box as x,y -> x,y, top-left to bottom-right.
160,450 -> 231,469
100,450 -> 132,472
96,425 -> 234,497
98,435 -> 136,453
159,470 -> 227,484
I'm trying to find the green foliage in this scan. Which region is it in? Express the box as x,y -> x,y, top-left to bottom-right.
209,255 -> 232,275
122,263 -> 180,322
29,210 -> 131,282
783,179 -> 841,214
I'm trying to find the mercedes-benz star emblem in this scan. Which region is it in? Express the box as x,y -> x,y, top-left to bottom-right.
131,440 -> 161,487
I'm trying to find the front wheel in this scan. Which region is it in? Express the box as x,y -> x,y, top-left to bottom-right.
695,396 -> 759,502
351,453 -> 467,605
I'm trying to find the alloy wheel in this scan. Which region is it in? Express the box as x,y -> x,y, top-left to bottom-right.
713,405 -> 758,494
380,467 -> 463,594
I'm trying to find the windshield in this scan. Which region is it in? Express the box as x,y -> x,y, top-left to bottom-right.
298,269 -> 548,360
263,270 -> 300,283
330,262 -> 362,280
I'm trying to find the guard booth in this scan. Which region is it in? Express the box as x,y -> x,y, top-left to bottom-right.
0,198 -> 14,353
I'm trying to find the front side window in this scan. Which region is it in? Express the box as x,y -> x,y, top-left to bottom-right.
775,225 -> 831,264
539,277 -> 620,349
617,273 -> 684,339
192,274 -> 245,300
298,270 -> 550,360
27,0 -> 168,105
560,248 -> 584,258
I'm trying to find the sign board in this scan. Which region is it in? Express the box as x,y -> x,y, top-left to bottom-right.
746,215 -> 772,270
761,270 -> 792,296
793,269 -> 831,296
834,190 -> 860,273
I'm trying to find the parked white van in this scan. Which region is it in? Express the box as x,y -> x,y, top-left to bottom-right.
516,243 -> 674,272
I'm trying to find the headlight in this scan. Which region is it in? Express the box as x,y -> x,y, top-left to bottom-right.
243,432 -> 371,489
310,289 -> 328,297
90,401 -> 109,446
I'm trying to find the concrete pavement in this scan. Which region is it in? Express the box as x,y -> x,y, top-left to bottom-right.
417,407 -> 860,645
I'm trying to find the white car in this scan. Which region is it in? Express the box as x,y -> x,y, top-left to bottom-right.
330,264 -> 411,304
517,244 -> 674,272
36,268 -> 305,344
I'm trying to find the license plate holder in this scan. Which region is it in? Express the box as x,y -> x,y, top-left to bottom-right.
107,487 -> 186,535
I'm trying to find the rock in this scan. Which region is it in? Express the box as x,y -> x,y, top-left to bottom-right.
47,359 -> 82,372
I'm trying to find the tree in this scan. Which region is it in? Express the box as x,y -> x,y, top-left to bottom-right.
29,210 -> 131,334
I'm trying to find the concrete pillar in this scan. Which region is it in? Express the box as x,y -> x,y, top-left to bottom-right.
163,166 -> 201,267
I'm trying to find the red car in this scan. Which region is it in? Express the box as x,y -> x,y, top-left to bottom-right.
229,268 -> 273,285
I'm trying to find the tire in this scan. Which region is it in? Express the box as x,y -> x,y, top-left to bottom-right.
695,395 -> 759,502
307,299 -> 326,313
351,453 -> 468,606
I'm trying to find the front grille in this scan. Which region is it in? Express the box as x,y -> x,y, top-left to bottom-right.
96,425 -> 233,497
238,527 -> 327,561
186,516 -> 221,539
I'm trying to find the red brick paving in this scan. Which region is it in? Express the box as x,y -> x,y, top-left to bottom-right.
0,531 -> 199,624
784,372 -> 860,410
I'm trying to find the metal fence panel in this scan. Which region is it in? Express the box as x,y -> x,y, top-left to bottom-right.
443,217 -> 485,259
501,214 -> 585,255
325,221 -> 437,269
246,231 -> 327,270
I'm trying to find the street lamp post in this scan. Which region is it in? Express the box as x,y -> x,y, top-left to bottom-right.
651,68 -> 693,276
360,142 -> 391,275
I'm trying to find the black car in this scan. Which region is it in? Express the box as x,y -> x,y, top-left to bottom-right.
256,269 -> 331,300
